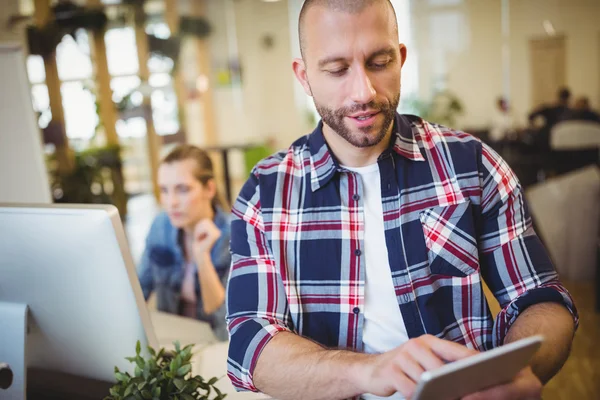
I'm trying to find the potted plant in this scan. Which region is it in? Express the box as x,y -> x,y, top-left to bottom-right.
104,341 -> 226,400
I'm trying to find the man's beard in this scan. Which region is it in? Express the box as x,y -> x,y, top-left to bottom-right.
314,93 -> 400,148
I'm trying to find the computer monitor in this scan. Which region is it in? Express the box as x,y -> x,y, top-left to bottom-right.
0,204 -> 158,400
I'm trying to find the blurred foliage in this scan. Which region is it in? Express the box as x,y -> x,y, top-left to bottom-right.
105,340 -> 226,400
403,90 -> 464,128
48,144 -> 128,218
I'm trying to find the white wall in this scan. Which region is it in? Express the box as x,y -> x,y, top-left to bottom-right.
509,0 -> 600,124
207,0 -> 310,151
412,0 -> 600,130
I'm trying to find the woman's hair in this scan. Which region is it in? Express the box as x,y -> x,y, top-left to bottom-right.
161,144 -> 227,210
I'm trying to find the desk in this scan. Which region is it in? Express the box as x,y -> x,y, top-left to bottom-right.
150,311 -> 270,400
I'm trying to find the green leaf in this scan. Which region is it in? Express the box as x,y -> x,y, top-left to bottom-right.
125,357 -> 137,363
182,344 -> 194,354
174,341 -> 181,353
152,386 -> 161,397
124,385 -> 134,397
180,394 -> 195,400
147,346 -> 156,357
115,372 -> 128,382
141,389 -> 152,399
174,355 -> 182,371
134,366 -> 142,378
207,377 -> 218,386
136,340 -> 141,356
109,387 -> 120,397
177,364 -> 192,377
142,362 -> 150,380
173,378 -> 186,391
135,356 -> 145,369
137,381 -> 146,391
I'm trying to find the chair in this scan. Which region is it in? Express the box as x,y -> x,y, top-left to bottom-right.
526,165 -> 600,281
549,121 -> 600,176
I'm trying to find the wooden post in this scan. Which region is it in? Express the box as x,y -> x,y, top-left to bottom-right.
34,0 -> 73,174
88,0 -> 119,146
87,0 -> 127,218
164,0 -> 188,141
133,3 -> 161,200
190,0 -> 217,146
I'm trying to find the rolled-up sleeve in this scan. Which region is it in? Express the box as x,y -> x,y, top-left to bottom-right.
477,143 -> 578,346
226,171 -> 291,392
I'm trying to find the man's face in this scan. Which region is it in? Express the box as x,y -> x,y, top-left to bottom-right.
297,3 -> 405,148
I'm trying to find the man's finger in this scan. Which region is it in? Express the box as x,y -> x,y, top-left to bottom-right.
404,341 -> 445,371
387,367 -> 417,399
392,354 -> 425,383
422,335 -> 479,362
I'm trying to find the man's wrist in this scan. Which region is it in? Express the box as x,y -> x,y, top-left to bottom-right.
326,349 -> 375,395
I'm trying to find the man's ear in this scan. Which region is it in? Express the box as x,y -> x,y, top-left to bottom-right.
399,43 -> 408,68
292,58 -> 313,97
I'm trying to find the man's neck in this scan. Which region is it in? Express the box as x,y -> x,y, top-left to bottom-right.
322,124 -> 393,168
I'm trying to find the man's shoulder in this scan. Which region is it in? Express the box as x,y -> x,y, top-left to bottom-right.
410,116 -> 482,152
251,134 -> 312,178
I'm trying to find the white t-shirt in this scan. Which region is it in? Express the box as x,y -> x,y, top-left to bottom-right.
344,163 -> 409,400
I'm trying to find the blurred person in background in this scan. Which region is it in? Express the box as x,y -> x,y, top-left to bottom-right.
528,87 -> 572,130
566,96 -> 600,123
528,87 -> 572,151
489,97 -> 518,150
138,144 -> 230,341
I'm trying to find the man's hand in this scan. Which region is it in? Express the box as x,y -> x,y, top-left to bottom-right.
359,335 -> 478,399
192,219 -> 221,263
463,366 -> 542,400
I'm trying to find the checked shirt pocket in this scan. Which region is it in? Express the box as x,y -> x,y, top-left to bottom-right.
419,201 -> 480,277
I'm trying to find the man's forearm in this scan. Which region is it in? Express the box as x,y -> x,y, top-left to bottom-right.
253,331 -> 372,400
504,302 -> 575,383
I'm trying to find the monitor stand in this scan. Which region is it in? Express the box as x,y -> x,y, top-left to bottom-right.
0,302 -> 28,400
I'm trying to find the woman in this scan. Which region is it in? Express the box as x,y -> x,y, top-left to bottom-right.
138,144 -> 230,341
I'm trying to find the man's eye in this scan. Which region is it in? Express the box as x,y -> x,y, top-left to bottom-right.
370,60 -> 390,70
327,68 -> 348,76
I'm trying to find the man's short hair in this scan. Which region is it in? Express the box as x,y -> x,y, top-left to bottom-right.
558,87 -> 571,102
298,0 -> 398,59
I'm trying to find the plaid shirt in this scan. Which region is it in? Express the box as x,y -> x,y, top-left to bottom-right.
226,114 -> 577,393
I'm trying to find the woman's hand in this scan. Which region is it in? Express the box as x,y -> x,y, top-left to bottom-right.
192,219 -> 221,265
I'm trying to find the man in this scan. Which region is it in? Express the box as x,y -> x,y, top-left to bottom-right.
226,1 -> 577,399
528,87 -> 572,130
566,96 -> 600,123
489,97 -> 518,153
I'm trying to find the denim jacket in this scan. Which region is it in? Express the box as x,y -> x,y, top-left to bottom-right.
138,208 -> 231,341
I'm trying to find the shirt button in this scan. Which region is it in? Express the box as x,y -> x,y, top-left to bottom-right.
353,307 -> 360,314
352,194 -> 360,201
355,249 -> 362,256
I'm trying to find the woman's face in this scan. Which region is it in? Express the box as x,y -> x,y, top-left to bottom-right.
158,159 -> 215,230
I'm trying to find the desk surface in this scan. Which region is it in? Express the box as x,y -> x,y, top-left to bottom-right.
150,311 -> 270,400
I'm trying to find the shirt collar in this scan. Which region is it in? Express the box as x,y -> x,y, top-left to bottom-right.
308,113 -> 425,192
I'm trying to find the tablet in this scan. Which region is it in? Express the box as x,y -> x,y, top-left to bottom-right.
412,335 -> 543,400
